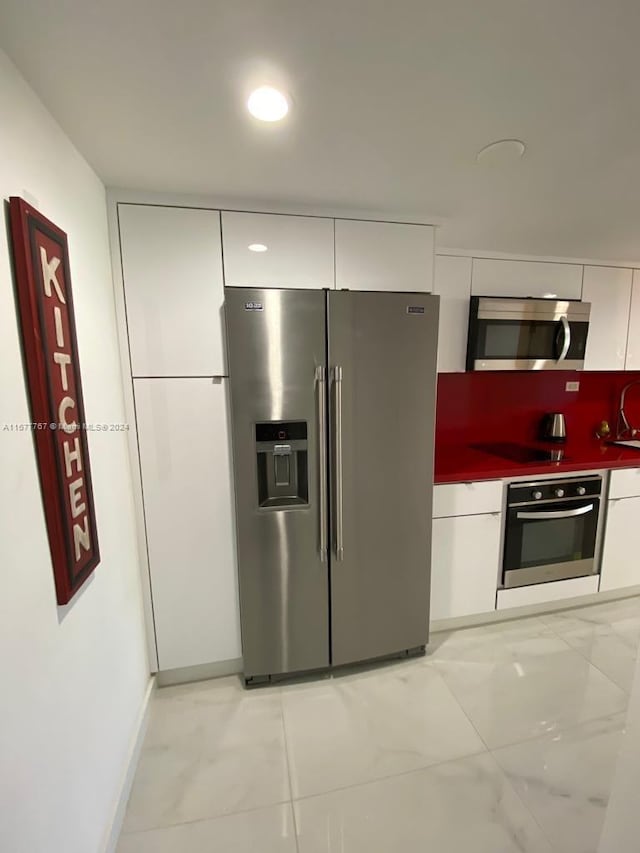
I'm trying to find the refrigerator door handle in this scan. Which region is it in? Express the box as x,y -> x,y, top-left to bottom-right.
316,365 -> 328,562
333,365 -> 344,561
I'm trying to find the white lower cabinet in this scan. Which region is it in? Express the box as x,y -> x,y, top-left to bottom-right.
134,377 -> 241,670
430,513 -> 501,621
599,496 -> 640,591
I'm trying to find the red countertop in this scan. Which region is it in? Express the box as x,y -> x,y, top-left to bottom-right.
435,440 -> 640,483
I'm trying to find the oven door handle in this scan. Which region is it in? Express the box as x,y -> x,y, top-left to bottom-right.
516,503 -> 594,520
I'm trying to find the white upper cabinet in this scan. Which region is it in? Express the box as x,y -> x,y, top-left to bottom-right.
625,270 -> 640,370
119,204 -> 226,377
221,212 -> 334,289
582,266 -> 632,371
433,255 -> 472,372
335,219 -> 434,292
471,258 -> 582,299
134,377 -> 241,670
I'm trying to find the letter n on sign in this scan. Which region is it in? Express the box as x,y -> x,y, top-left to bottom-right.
9,198 -> 100,604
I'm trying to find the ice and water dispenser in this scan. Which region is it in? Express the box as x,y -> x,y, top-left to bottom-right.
255,421 -> 309,508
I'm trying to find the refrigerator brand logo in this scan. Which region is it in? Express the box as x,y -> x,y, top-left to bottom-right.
407,306 -> 425,315
244,301 -> 264,312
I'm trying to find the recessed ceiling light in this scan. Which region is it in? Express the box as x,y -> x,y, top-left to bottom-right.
476,138 -> 526,165
248,243 -> 268,253
247,86 -> 289,122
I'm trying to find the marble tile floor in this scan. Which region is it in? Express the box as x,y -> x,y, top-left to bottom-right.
118,596 -> 640,853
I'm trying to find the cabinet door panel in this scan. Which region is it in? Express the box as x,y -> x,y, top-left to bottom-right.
582,266 -> 632,371
433,480 -> 503,518
471,258 -> 582,299
221,212 -> 334,288
335,219 -> 434,292
431,513 -> 501,621
609,467 -> 640,500
625,270 -> 640,370
134,378 -> 241,670
433,255 -> 472,372
600,497 -> 640,591
119,205 -> 226,377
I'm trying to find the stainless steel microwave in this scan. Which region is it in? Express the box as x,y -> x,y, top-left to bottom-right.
466,297 -> 591,371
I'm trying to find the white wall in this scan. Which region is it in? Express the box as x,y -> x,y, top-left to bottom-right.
0,50 -> 150,853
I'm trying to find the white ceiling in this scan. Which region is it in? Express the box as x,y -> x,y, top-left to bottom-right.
2,0 -> 640,261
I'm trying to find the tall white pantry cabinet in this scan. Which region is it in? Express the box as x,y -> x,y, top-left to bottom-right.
116,202 -> 435,672
118,203 -> 240,673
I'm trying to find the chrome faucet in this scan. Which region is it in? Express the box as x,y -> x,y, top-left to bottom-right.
616,380 -> 640,439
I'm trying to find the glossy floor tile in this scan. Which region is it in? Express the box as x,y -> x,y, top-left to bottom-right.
294,753 -> 553,853
493,714 -> 627,853
282,660 -> 485,797
431,616 -> 629,748
117,803 -> 296,853
122,685 -> 289,831
118,596 -> 640,852
541,601 -> 640,693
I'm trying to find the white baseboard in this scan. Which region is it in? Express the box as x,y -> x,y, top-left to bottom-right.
430,586 -> 640,634
156,657 -> 242,687
102,675 -> 155,853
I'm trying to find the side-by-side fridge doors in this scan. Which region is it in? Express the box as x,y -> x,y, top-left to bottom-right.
327,290 -> 439,666
225,287 -> 329,680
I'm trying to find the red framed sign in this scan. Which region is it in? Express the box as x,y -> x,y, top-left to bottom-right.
9,197 -> 100,604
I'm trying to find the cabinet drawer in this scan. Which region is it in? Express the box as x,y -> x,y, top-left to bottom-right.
433,480 -> 503,517
496,576 -> 599,610
609,467 -> 640,499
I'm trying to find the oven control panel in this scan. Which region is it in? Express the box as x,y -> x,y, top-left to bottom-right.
508,476 -> 602,506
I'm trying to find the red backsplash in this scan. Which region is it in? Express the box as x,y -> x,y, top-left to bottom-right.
436,371 -> 640,448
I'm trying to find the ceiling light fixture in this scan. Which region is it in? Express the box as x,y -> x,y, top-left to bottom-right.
476,138 -> 526,165
248,243 -> 268,252
247,86 -> 289,122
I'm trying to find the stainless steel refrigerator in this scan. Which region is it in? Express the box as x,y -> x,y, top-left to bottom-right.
225,287 -> 439,684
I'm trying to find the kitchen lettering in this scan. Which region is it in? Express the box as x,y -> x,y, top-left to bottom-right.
41,246 -> 91,562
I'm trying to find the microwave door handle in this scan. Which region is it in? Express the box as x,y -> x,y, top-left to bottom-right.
517,503 -> 594,520
557,315 -> 571,362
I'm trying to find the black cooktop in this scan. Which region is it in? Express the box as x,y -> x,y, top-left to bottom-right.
472,442 -> 569,464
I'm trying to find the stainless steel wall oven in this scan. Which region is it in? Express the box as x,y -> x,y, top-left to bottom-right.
503,475 -> 602,588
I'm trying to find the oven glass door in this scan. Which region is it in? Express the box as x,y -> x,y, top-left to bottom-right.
475,319 -> 588,362
503,497 -> 599,587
